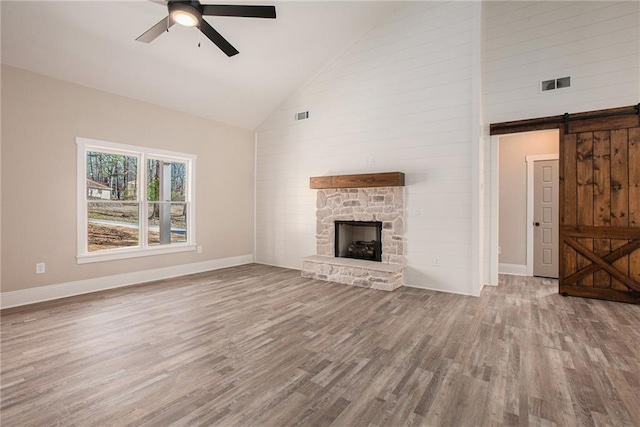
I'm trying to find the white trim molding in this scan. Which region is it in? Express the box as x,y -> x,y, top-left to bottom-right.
77,244 -> 196,264
489,135 -> 499,286
403,282 -> 482,298
499,263 -> 528,276
0,255 -> 253,309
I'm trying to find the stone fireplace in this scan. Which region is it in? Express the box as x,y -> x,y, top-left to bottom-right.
302,172 -> 405,291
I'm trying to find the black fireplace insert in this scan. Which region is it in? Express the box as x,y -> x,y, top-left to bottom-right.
334,220 -> 382,262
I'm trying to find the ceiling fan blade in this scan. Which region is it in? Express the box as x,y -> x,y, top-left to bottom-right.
136,16 -> 175,43
201,5 -> 276,19
199,19 -> 239,57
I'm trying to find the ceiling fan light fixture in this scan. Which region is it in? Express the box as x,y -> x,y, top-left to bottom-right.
172,10 -> 198,26
136,2 -> 277,57
169,3 -> 201,27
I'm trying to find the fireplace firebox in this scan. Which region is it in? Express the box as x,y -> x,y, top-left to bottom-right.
334,221 -> 382,262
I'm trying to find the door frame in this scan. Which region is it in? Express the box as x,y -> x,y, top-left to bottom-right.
526,154 -> 559,276
490,130 -> 558,282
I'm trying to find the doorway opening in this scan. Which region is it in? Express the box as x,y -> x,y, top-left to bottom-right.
493,129 -> 560,279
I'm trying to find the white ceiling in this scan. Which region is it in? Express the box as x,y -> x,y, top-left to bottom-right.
1,1 -> 402,130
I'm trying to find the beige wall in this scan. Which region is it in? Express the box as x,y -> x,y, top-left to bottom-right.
1,65 -> 255,293
498,130 -> 558,266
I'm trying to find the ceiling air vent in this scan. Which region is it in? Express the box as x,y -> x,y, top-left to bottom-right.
541,76 -> 570,92
295,111 -> 309,121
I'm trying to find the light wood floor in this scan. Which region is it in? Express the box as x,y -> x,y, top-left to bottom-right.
2,264 -> 639,426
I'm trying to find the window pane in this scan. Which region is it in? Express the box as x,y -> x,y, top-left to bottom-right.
87,202 -> 139,252
147,159 -> 186,202
147,203 -> 188,245
171,162 -> 187,202
86,152 -> 137,200
147,159 -> 160,202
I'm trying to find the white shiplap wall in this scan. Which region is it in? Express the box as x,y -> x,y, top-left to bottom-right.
482,1 -> 640,285
256,2 -> 482,295
256,1 -> 638,296
483,1 -> 640,123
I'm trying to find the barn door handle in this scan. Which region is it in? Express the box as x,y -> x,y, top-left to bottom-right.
534,222 -> 540,227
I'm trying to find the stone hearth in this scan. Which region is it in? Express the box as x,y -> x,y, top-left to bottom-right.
302,185 -> 405,291
302,255 -> 403,291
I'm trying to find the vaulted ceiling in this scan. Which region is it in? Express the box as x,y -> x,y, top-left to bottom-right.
1,1 -> 402,130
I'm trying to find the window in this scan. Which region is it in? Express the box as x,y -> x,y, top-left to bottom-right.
77,137 -> 196,263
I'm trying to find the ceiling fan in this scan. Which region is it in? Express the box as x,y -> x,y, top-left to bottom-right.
136,0 -> 276,57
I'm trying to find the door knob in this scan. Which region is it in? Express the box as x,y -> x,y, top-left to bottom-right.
534,222 -> 540,227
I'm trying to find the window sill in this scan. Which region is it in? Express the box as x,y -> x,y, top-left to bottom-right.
77,244 -> 197,264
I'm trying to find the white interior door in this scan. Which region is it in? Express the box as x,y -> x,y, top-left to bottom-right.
533,159 -> 559,278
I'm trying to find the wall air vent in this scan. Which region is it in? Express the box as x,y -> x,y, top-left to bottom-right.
541,76 -> 570,92
295,111 -> 309,121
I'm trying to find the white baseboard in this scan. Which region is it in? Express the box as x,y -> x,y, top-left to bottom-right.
0,254 -> 254,309
499,263 -> 528,276
254,260 -> 302,271
402,282 -> 480,297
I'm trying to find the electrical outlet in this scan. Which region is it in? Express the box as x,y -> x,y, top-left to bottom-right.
498,246 -> 501,255
36,263 -> 46,274
433,257 -> 441,267
411,207 -> 420,216
197,246 -> 203,254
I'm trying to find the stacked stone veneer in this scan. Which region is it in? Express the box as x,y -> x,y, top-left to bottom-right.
302,187 -> 405,291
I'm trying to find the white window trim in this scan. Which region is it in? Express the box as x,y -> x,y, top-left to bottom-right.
77,137 -> 197,264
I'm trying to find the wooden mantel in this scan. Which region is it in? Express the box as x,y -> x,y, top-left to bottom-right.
310,172 -> 405,189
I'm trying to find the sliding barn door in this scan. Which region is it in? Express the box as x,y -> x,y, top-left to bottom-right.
560,113 -> 640,303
